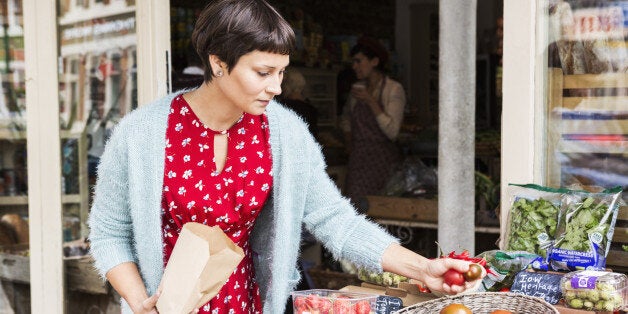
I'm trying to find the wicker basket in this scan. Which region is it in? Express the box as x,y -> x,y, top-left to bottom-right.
394,292 -> 558,314
307,266 -> 362,290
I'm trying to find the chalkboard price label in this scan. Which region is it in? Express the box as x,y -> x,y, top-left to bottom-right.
510,271 -> 563,304
375,295 -> 403,314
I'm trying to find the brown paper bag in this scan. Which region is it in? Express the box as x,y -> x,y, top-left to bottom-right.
156,222 -> 245,314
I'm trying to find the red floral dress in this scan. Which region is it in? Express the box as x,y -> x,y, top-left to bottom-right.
161,95 -> 272,313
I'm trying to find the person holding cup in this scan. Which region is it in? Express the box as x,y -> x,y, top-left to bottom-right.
340,37 -> 406,211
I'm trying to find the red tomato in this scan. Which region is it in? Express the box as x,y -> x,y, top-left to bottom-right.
333,298 -> 352,314
354,300 -> 371,314
490,310 -> 513,314
444,269 -> 465,286
440,303 -> 473,314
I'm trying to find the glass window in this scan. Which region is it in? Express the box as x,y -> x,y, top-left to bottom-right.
0,0 -> 29,310
57,0 -> 137,310
541,0 -> 627,194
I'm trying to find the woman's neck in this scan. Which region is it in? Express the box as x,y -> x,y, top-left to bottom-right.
183,83 -> 244,131
367,71 -> 384,89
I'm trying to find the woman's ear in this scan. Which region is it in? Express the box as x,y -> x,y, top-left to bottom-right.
370,56 -> 380,69
208,55 -> 225,76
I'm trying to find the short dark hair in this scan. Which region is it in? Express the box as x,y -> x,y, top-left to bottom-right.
192,0 -> 296,83
350,37 -> 389,72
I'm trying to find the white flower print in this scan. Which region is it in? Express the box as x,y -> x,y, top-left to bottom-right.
216,214 -> 228,223
195,180 -> 204,191
225,166 -> 232,172
249,197 -> 258,206
249,180 -> 254,186
179,106 -> 189,116
223,192 -> 229,199
235,204 -> 242,211
199,143 -> 209,152
175,123 -> 183,132
181,138 -> 191,147
187,201 -> 195,209
168,201 -> 177,211
223,177 -> 233,186
255,166 -> 264,174
236,190 -> 244,197
239,156 -> 247,163
191,119 -> 200,127
204,304 -> 211,312
261,183 -> 269,192
165,139 -> 172,148
170,107 -> 175,114
191,214 -> 197,221
200,130 -> 208,137
257,151 -> 264,158
203,206 -> 213,213
238,170 -> 248,178
251,135 -> 260,144
216,198 -> 222,204
182,169 -> 192,179
183,155 -> 191,162
167,170 -> 177,178
211,170 -> 219,177
163,186 -> 169,192
215,183 -> 221,190
241,301 -> 247,310
203,194 -> 210,200
229,309 -> 235,314
166,155 -> 174,162
211,308 -> 217,314
233,230 -> 242,238
197,160 -> 205,167
178,187 -> 186,195
262,121 -> 268,129
238,127 -> 246,135
234,281 -> 240,290
236,141 -> 245,150
224,296 -> 232,304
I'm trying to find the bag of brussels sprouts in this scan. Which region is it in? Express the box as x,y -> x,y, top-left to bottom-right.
503,184 -> 566,270
549,186 -> 623,271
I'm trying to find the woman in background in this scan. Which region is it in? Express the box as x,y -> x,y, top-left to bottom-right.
341,37 -> 406,211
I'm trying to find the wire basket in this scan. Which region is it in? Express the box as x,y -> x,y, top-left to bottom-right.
394,292 -> 559,314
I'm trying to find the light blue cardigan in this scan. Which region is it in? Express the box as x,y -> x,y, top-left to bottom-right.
88,92 -> 398,313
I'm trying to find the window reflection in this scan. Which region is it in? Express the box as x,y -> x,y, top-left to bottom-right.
544,0 -> 627,194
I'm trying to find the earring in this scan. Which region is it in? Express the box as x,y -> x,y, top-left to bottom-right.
216,70 -> 223,77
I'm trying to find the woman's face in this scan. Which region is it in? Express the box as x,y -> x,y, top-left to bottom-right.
217,50 -> 289,115
351,52 -> 379,80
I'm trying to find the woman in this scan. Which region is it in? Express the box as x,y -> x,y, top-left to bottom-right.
340,37 -> 406,209
88,1 -> 481,313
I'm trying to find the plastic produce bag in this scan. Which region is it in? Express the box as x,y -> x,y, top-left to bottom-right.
550,186 -> 623,271
503,184 -> 565,266
476,250 -> 540,292
381,156 -> 437,197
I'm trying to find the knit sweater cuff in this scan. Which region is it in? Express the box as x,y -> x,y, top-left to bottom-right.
344,217 -> 399,272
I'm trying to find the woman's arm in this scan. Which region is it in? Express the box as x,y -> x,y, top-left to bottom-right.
107,262 -> 159,313
374,82 -> 405,140
381,243 -> 482,294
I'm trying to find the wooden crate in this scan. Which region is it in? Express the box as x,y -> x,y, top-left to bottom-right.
0,248 -> 108,295
607,205 -> 628,273
366,196 -> 438,223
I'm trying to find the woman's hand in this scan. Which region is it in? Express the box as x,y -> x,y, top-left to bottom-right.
131,292 -> 160,314
418,258 -> 485,295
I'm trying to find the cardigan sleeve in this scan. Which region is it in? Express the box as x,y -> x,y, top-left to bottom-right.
87,121 -> 137,279
301,139 -> 399,271
375,80 -> 406,140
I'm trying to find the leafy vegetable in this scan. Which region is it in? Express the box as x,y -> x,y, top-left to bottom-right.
505,197 -> 559,257
554,197 -> 611,252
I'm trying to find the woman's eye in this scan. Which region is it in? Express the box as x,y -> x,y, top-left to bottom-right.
258,72 -> 270,77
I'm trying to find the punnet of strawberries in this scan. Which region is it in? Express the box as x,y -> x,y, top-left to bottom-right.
292,290 -> 376,314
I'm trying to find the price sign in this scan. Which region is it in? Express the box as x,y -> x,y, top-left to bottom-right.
375,295 -> 403,314
510,271 -> 563,304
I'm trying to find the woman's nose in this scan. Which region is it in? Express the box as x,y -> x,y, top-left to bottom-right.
266,79 -> 282,95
